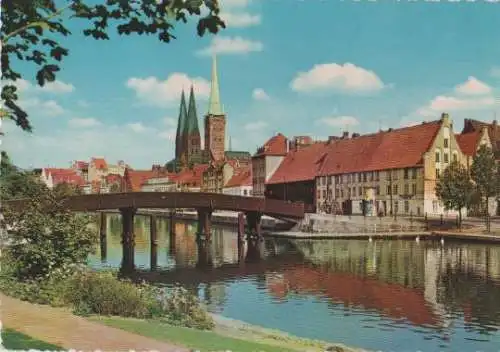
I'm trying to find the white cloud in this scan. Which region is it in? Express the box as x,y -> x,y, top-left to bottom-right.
197,36 -> 263,56
219,0 -> 250,8
417,95 -> 496,117
491,67 -> 500,78
77,99 -> 90,108
20,98 -> 64,116
164,116 -> 177,127
126,74 -> 210,107
38,80 -> 75,94
127,122 -> 150,133
454,76 -> 492,96
220,12 -> 261,28
316,115 -> 360,128
290,63 -> 386,94
244,121 -> 268,131
252,88 -> 270,101
68,117 -> 101,128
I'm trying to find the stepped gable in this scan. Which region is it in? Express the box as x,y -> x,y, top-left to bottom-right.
267,142 -> 329,184
455,131 -> 482,157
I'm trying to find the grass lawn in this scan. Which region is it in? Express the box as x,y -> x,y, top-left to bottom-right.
2,328 -> 63,350
92,316 -> 297,352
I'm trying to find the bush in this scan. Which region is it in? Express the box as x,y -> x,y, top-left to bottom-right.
2,192 -> 97,281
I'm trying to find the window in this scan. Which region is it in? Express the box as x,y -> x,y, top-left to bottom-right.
363,173 -> 367,182
436,169 -> 441,179
404,201 -> 409,214
322,190 -> 326,198
376,186 -> 380,195
453,153 -> 458,162
394,201 -> 399,214
404,169 -> 409,179
412,168 -> 417,179
444,153 -> 449,163
358,187 -> 362,196
375,171 -> 380,181
444,138 -> 449,148
412,184 -> 417,195
392,170 -> 399,180
404,184 -> 409,195
435,151 -> 440,163
358,173 -> 362,183
393,184 -> 398,195
387,185 -> 391,195
341,189 -> 344,198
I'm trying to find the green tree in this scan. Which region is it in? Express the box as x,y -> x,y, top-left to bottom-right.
435,160 -> 474,229
2,189 -> 97,281
471,144 -> 498,216
1,0 -> 225,132
53,182 -> 83,197
0,151 -> 47,200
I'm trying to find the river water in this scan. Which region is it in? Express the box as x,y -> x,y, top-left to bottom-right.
88,214 -> 500,352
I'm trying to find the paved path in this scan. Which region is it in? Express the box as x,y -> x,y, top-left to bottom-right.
0,293 -> 188,352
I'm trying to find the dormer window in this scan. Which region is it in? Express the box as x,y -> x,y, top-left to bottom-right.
444,138 -> 449,148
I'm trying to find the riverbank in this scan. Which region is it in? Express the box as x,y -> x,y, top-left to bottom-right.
268,229 -> 500,243
0,292 -> 366,352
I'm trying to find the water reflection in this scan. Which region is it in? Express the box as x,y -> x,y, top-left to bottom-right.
88,214 -> 500,352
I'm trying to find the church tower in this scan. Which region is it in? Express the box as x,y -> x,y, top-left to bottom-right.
175,90 -> 188,164
204,55 -> 226,162
185,85 -> 202,166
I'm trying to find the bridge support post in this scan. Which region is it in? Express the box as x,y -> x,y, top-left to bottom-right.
120,207 -> 136,272
196,208 -> 212,241
246,211 -> 262,241
99,212 -> 107,262
150,215 -> 158,271
168,210 -> 176,256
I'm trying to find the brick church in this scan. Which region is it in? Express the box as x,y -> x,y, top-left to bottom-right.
166,56 -> 250,172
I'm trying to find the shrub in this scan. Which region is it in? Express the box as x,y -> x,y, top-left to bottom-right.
2,191 -> 97,281
63,270 -> 161,318
159,285 -> 215,330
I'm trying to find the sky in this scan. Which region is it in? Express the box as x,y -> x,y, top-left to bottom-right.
2,0 -> 500,169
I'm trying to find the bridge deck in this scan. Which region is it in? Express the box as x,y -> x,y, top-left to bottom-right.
5,192 -> 305,220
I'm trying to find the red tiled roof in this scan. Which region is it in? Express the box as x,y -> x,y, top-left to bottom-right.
267,142 -> 329,184
123,169 -> 169,192
176,164 -> 209,187
45,168 -> 75,175
455,131 -> 481,157
254,133 -> 288,157
268,121 -> 442,183
268,266 -> 438,327
73,161 -> 89,170
225,168 -> 252,188
91,157 -> 108,170
105,173 -> 122,184
47,168 -> 85,187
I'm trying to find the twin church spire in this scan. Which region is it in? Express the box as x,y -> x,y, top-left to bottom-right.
174,55 -> 225,168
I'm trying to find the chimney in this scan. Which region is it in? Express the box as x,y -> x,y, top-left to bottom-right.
352,133 -> 360,138
342,131 -> 349,139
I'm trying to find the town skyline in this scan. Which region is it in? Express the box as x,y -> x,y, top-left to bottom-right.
2,0 -> 500,169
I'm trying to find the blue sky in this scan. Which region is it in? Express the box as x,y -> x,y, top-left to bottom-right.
3,0 -> 500,169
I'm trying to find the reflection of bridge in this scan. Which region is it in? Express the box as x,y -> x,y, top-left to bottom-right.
6,192 -> 305,271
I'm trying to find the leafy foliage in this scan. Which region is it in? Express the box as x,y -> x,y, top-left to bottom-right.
53,181 -> 83,197
2,188 -> 97,280
435,160 -> 474,227
1,0 -> 225,132
0,151 -> 47,200
471,145 -> 498,215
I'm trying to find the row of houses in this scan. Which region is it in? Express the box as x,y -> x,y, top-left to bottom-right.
252,115 -> 500,217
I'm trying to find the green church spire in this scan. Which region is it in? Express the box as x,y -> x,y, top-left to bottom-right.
175,90 -> 187,160
208,54 -> 223,116
186,85 -> 200,134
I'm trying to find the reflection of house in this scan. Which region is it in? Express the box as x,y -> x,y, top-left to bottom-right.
223,167 -> 252,196
267,265 -> 438,327
251,133 -> 288,198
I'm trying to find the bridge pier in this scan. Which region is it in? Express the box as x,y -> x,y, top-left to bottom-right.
246,211 -> 262,241
150,215 -> 158,271
120,207 -> 136,272
196,208 -> 212,241
196,236 -> 213,268
99,212 -> 107,262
